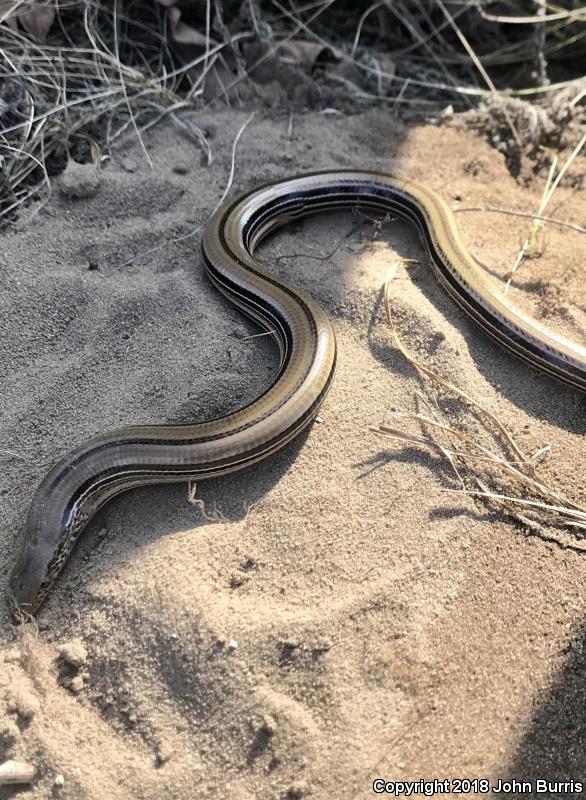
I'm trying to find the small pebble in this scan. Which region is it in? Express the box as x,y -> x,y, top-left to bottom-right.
54,774 -> 65,787
59,639 -> 88,669
58,161 -> 100,200
229,572 -> 249,588
227,639 -> 238,653
120,158 -> 137,173
68,675 -> 85,694
286,780 -> 311,799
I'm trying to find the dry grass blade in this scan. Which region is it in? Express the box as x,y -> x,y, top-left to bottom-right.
480,6 -> 586,24
505,132 -> 586,291
374,280 -> 586,536
455,206 -> 586,235
432,0 -> 523,148
451,487 -> 586,530
503,157 -> 556,292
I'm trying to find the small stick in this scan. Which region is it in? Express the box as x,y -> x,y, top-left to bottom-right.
454,206 -> 586,235
0,761 -> 35,785
433,0 -> 523,149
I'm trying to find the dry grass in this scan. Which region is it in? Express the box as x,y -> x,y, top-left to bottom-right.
0,0 -> 248,218
373,280 -> 586,537
0,0 -> 585,220
505,129 -> 586,292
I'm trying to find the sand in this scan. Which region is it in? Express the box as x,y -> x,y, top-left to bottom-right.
0,109 -> 585,800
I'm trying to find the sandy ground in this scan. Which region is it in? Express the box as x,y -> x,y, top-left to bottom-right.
0,109 -> 585,800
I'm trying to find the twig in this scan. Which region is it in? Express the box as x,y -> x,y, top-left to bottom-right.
0,447 -> 27,460
433,0 -> 523,148
350,1 -> 385,57
480,6 -> 586,24
112,0 -> 152,169
454,206 -> 586,235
